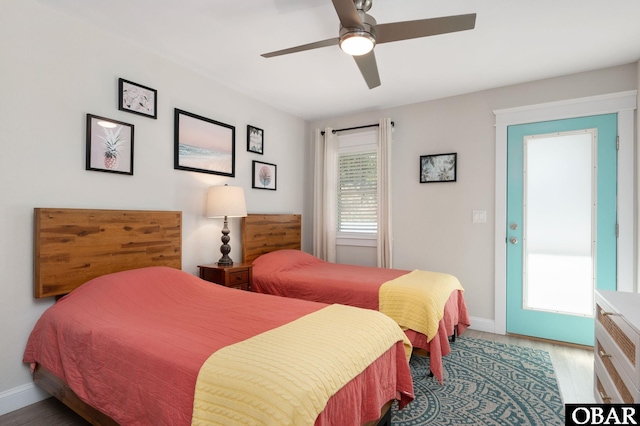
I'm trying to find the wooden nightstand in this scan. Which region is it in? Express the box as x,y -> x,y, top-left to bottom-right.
198,263 -> 253,291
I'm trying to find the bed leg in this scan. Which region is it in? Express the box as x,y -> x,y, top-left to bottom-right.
367,400 -> 393,426
375,403 -> 392,426
449,324 -> 457,343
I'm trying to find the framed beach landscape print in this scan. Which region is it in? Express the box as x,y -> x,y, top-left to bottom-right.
174,109 -> 235,177
86,114 -> 134,175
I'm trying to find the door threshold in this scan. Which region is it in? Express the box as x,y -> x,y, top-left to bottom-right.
506,332 -> 593,351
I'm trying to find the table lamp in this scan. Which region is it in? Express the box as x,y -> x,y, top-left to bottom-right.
206,185 -> 247,265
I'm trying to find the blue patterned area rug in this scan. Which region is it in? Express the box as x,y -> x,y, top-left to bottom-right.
392,337 -> 565,425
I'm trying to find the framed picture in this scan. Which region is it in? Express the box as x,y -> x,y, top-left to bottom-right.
86,114 -> 134,175
174,109 -> 235,177
252,160 -> 277,190
420,153 -> 457,183
247,125 -> 264,154
118,78 -> 157,119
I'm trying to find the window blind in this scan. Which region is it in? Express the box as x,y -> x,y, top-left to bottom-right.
337,150 -> 377,234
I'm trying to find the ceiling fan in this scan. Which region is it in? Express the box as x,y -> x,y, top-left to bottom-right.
261,0 -> 476,89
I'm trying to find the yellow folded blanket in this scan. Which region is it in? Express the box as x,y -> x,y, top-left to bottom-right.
379,270 -> 464,342
191,304 -> 411,426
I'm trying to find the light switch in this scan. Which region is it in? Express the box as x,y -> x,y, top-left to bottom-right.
473,210 -> 487,223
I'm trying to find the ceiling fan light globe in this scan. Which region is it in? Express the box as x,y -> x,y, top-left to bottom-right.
339,32 -> 375,56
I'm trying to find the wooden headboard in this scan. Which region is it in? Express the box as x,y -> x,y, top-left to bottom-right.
34,208 -> 182,298
241,214 -> 301,264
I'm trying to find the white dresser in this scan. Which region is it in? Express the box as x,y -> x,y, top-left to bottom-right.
594,289 -> 640,403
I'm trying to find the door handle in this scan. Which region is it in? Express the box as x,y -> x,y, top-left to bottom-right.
510,237 -> 518,245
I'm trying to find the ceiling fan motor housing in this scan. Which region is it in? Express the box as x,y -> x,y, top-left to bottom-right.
354,0 -> 373,12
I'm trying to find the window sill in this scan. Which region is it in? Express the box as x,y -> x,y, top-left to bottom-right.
336,235 -> 376,247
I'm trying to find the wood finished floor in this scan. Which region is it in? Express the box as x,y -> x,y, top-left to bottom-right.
0,330 -> 594,425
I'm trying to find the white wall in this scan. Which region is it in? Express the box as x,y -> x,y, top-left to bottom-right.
0,0 -> 308,413
310,63 -> 638,328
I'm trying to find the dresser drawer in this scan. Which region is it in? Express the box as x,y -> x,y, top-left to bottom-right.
596,300 -> 640,390
594,290 -> 640,406
595,352 -> 640,403
594,362 -> 621,403
595,332 -> 636,403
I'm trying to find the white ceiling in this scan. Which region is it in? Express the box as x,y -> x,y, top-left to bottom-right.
39,0 -> 640,121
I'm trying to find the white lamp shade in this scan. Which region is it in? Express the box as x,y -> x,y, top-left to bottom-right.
206,186 -> 247,218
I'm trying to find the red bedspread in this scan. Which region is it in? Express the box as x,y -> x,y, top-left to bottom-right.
23,266 -> 413,425
251,250 -> 471,383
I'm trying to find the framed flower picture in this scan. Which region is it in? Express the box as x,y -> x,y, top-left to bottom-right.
252,160 -> 276,190
86,114 -> 134,175
420,153 -> 457,183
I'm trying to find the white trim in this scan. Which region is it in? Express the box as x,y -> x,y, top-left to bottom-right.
617,109 -> 635,292
494,90 -> 637,335
466,316 -> 496,334
494,90 -> 637,127
336,235 -> 377,247
337,129 -> 377,152
0,382 -> 49,416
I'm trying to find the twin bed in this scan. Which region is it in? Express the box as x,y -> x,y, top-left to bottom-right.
241,214 -> 471,384
24,208 -> 470,425
24,208 -> 413,425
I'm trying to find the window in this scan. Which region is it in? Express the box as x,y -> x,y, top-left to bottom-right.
336,130 -> 378,240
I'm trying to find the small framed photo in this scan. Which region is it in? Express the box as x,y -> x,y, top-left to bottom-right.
174,109 -> 235,177
86,114 -> 134,175
118,78 -> 157,119
252,160 -> 277,190
420,153 -> 457,183
247,125 -> 264,154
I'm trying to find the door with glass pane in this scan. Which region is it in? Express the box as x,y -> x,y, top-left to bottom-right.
506,114 -> 617,346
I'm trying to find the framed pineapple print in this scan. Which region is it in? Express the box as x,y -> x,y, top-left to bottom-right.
86,114 -> 134,175
252,160 -> 276,190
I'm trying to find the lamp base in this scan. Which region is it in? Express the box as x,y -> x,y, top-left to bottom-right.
217,215 -> 233,266
217,255 -> 233,266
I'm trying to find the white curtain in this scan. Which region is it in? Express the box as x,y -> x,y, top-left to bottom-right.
377,118 -> 393,268
312,128 -> 338,262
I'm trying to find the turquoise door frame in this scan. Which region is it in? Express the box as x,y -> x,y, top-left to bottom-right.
506,114 -> 617,346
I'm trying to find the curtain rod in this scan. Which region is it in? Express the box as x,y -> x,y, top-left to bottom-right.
321,121 -> 394,136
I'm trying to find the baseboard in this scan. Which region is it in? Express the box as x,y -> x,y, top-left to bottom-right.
0,382 -> 48,416
467,316 -> 498,334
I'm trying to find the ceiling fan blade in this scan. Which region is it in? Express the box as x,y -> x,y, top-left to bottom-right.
353,51 -> 381,89
331,0 -> 362,29
261,37 -> 339,58
376,13 -> 476,44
